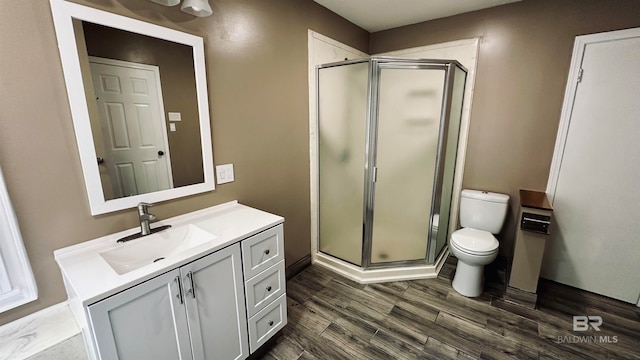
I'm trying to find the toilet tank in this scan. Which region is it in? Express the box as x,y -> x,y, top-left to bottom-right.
459,189 -> 510,234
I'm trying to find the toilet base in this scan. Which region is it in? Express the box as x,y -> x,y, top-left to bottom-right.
451,260 -> 485,297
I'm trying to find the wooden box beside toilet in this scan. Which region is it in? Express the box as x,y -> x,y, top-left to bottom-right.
507,189 -> 553,308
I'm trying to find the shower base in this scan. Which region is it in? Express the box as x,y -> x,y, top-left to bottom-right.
312,247 -> 450,284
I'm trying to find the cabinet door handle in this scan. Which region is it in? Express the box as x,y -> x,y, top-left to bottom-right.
268,320 -> 274,326
266,285 -> 272,292
174,276 -> 183,304
186,271 -> 196,298
264,248 -> 270,255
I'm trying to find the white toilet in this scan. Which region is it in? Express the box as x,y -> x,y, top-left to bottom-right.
449,189 -> 509,297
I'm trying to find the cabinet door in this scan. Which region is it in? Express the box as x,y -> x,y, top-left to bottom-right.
181,243 -> 249,360
88,269 -> 192,360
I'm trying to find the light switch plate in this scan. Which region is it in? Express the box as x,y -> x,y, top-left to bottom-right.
169,123 -> 176,132
168,112 -> 182,121
216,164 -> 234,184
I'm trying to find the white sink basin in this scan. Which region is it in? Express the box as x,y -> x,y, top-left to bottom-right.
100,224 -> 217,275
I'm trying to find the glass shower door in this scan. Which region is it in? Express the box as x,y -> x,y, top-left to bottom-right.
369,66 -> 446,264
318,62 -> 369,266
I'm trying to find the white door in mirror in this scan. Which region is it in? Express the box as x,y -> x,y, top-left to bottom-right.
90,57 -> 173,198
216,164 -> 235,184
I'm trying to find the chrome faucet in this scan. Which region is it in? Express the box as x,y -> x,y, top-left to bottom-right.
138,202 -> 156,236
116,202 -> 172,243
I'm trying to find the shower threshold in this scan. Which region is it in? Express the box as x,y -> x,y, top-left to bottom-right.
313,247 -> 450,284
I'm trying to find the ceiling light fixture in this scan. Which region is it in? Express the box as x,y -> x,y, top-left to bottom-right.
150,0 -> 180,6
150,0 -> 213,17
181,0 -> 213,17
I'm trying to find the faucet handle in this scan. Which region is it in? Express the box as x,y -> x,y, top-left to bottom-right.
137,202 -> 154,214
140,213 -> 157,221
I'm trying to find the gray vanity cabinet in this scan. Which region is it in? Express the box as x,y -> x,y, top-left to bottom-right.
87,243 -> 248,360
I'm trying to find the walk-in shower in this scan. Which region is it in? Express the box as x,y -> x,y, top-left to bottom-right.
316,57 -> 466,281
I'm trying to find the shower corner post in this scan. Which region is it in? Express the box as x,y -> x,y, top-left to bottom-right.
361,58 -> 381,270
429,63 -> 468,264
311,64 -> 321,264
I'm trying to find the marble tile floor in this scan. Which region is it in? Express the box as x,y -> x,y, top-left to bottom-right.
259,257 -> 640,360
25,335 -> 87,360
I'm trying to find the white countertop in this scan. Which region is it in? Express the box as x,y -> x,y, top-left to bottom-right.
54,201 -> 284,306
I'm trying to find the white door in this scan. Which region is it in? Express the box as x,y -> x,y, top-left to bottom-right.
90,57 -> 173,198
181,243 -> 249,360
88,269 -> 192,360
543,29 -> 640,304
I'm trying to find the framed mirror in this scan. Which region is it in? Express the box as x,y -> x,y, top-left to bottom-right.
50,0 -> 214,215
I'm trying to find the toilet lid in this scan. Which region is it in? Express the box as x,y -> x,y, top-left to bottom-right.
451,228 -> 499,254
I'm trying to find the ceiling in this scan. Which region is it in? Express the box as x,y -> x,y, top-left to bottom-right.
313,0 -> 521,32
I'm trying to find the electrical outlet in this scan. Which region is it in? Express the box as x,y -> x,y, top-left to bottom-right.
216,164 -> 234,184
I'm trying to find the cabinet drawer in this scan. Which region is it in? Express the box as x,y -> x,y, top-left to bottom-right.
245,260 -> 286,318
248,293 -> 287,353
242,225 -> 284,279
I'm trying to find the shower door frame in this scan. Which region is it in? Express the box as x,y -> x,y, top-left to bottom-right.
317,57 -> 466,270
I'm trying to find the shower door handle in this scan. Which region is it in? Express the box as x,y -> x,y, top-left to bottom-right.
372,167 -> 378,182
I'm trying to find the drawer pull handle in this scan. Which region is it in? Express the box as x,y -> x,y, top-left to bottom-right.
268,320 -> 274,326
264,249 -> 270,255
266,285 -> 272,292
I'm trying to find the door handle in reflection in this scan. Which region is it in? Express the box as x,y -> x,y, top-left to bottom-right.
158,150 -> 165,156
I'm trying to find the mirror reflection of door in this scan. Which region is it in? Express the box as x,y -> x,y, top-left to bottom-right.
89,57 -> 173,198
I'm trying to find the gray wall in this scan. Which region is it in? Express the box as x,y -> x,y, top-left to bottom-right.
370,0 -> 640,254
0,0 -> 368,325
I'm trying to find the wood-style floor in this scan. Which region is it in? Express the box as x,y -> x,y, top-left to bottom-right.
260,256 -> 640,360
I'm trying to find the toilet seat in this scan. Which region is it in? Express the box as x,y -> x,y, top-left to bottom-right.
451,228 -> 498,255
